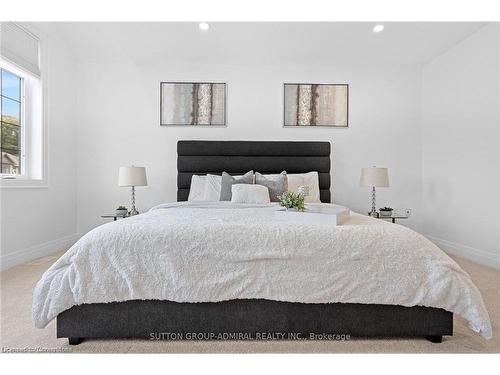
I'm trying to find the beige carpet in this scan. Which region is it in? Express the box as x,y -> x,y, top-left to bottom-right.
1,249 -> 499,353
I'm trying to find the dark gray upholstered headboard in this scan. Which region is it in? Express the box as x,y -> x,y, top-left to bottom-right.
177,141 -> 331,203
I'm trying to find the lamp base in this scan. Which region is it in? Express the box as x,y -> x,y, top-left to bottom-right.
370,186 -> 377,217
129,186 -> 139,216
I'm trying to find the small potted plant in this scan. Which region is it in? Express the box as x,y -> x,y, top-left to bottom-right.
115,206 -> 128,217
277,191 -> 305,212
379,207 -> 393,217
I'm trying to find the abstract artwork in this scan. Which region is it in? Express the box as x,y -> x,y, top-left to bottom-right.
160,82 -> 226,126
284,83 -> 348,127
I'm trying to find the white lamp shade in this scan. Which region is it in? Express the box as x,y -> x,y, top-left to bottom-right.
360,167 -> 389,187
118,166 -> 148,187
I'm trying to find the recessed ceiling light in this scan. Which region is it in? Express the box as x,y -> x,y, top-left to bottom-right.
373,24 -> 385,33
199,22 -> 209,31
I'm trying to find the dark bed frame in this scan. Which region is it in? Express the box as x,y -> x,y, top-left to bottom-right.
57,140 -> 452,345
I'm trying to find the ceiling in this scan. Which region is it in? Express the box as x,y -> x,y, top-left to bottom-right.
47,22 -> 486,66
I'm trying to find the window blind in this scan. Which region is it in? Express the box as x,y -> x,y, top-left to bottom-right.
0,22 -> 40,77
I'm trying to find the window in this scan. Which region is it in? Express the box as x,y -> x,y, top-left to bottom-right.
1,23 -> 45,186
1,68 -> 24,176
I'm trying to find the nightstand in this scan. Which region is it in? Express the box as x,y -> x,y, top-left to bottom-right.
373,212 -> 409,223
101,213 -> 128,221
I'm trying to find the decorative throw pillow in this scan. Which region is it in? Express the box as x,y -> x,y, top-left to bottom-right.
254,171 -> 288,202
219,171 -> 254,201
231,184 -> 270,204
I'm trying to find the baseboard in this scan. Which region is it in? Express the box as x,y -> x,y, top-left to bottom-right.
425,234 -> 500,270
0,233 -> 80,271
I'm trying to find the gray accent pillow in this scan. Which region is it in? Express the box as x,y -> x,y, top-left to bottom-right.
220,171 -> 254,201
255,171 -> 288,202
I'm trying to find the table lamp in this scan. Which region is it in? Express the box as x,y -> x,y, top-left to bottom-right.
118,166 -> 147,216
360,166 -> 389,216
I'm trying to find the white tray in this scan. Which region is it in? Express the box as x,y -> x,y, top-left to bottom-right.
274,205 -> 350,226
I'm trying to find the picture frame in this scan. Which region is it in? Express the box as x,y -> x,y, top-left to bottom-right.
283,83 -> 349,127
160,82 -> 227,126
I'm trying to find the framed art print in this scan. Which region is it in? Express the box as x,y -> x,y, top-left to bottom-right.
160,82 -> 226,126
284,83 -> 348,127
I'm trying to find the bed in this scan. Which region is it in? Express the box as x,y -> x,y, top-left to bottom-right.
33,141 -> 492,345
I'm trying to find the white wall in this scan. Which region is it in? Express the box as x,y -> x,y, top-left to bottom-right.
76,63 -> 423,234
0,25 -> 78,269
422,23 -> 500,268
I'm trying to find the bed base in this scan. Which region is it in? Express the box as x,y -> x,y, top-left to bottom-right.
66,335 -> 444,345
57,299 -> 453,345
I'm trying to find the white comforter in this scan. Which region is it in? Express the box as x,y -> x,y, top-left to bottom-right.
32,202 -> 492,338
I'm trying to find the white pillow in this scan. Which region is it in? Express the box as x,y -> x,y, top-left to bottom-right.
205,174 -> 223,201
187,175 -> 207,201
263,172 -> 321,203
188,174 -> 230,201
231,184 -> 270,204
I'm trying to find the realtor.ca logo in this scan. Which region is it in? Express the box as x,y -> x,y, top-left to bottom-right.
2,347 -> 70,353
150,332 -> 351,341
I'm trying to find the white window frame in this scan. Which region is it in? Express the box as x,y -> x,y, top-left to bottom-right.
1,66 -> 26,178
0,23 -> 48,189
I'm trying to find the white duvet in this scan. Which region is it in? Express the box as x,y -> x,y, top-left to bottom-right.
32,202 -> 492,338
